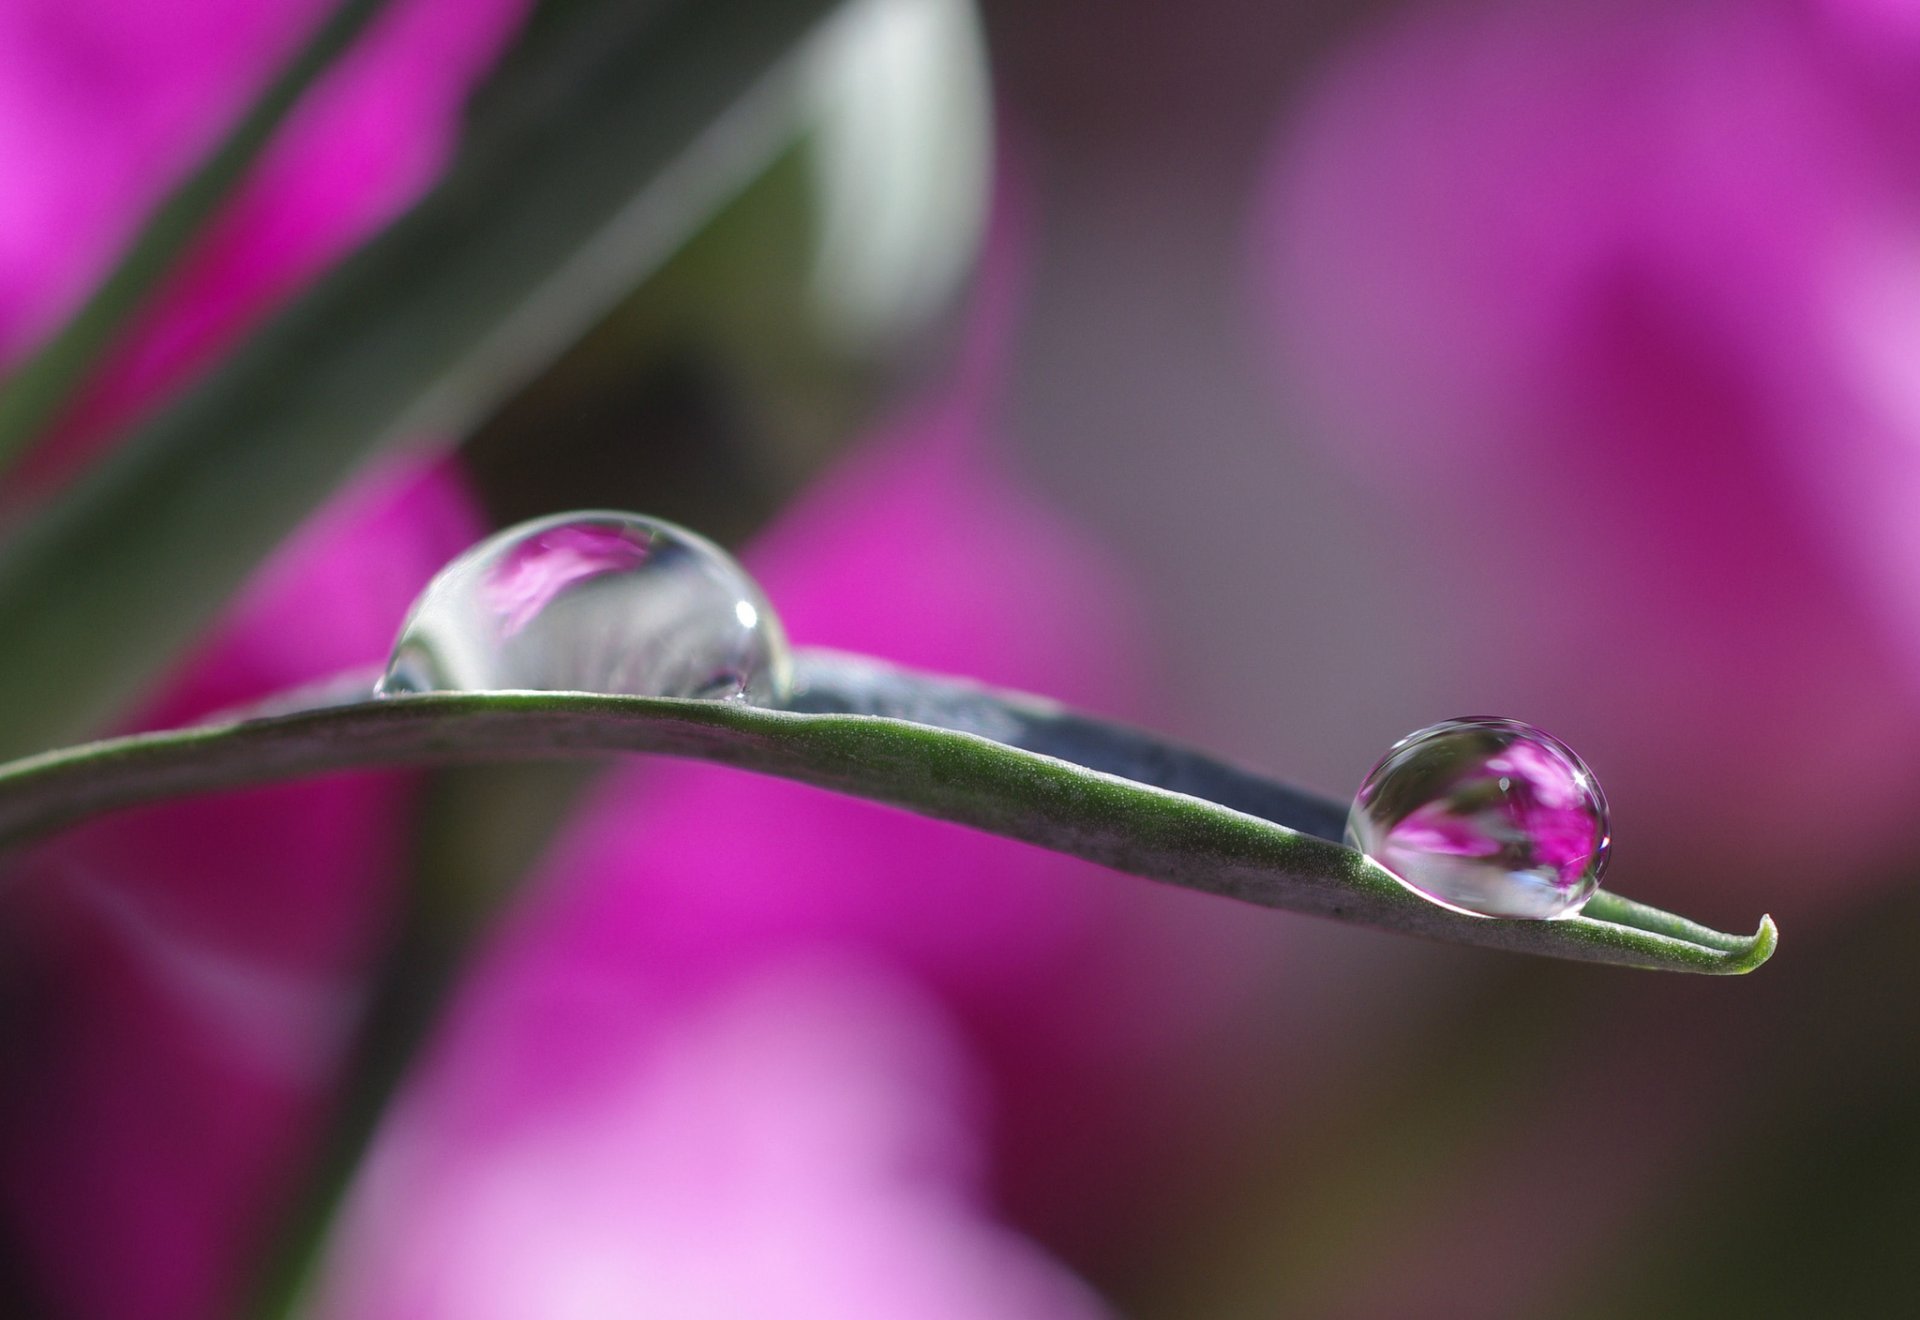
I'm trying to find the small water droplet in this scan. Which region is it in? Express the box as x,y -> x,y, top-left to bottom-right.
1346,717 -> 1610,920
378,512 -> 791,704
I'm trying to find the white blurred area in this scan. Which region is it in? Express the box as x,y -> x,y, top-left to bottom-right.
802,0 -> 992,353
984,1 -> 1438,798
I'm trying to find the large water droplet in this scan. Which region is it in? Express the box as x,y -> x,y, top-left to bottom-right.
1346,717 -> 1610,920
378,512 -> 791,704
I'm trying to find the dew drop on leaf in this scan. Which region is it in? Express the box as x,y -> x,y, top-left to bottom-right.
1346,717 -> 1610,919
377,512 -> 791,704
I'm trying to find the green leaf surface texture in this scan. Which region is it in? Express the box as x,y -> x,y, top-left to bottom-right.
0,650 -> 1775,975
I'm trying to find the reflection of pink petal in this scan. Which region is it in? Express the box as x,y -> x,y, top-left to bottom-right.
1388,804 -> 1501,858
0,458 -> 483,1320
1521,802 -> 1600,881
483,524 -> 650,635
1483,740 -> 1579,809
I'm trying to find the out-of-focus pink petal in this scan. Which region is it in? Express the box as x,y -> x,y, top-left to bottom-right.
0,457 -> 484,1320
1260,0 -> 1920,915
0,0 -> 319,361
0,0 -> 531,488
319,958 -> 1109,1320
314,393 -> 1285,1308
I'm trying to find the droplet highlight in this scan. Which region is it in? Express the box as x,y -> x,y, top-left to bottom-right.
1346,717 -> 1609,920
378,512 -> 791,705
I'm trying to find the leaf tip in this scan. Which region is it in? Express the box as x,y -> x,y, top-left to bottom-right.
1723,913 -> 1778,975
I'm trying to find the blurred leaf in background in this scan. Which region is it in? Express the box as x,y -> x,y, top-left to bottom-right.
0,0 -> 977,760
467,0 -> 991,541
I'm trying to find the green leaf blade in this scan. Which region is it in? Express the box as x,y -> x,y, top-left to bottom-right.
0,657 -> 1776,976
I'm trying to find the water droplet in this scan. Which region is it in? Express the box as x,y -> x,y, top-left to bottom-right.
1346,717 -> 1609,920
378,512 -> 791,704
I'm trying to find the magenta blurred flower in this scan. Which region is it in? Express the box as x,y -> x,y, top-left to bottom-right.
0,0 -> 528,488
310,395 -> 1278,1315
0,456 -> 482,1320
1262,0 -> 1920,914
318,952 -> 1111,1319
0,0 -> 521,1315
0,3 -> 1277,1315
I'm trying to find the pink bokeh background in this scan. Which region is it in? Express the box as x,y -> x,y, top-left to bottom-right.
4,0 -> 1918,1316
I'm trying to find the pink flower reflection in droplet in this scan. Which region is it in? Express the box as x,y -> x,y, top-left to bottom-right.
482,523 -> 651,636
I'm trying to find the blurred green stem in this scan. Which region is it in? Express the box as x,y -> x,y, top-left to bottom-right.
243,760 -> 595,1319
243,893 -> 465,1320
0,0 -> 395,475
